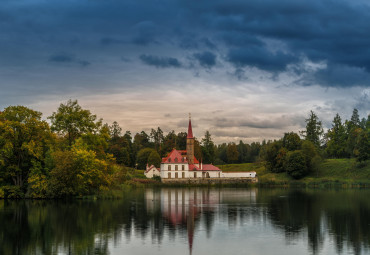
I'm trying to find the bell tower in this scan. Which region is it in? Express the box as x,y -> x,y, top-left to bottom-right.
186,113 -> 194,164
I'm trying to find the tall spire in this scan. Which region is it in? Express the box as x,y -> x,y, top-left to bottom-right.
187,113 -> 193,138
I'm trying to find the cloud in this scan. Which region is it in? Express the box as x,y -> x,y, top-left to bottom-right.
227,46 -> 298,72
193,51 -> 217,68
48,53 -> 90,67
139,54 -> 182,68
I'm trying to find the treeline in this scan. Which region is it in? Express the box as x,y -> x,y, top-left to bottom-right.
261,110 -> 369,179
0,100 -> 369,198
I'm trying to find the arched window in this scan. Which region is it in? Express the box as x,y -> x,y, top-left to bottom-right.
175,158 -> 178,163
168,158 -> 171,162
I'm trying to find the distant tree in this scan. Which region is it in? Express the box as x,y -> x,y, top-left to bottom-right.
300,111 -> 323,148
109,121 -> 122,140
349,108 -> 360,130
201,131 -> 215,163
148,150 -> 161,168
216,143 -> 228,164
194,139 -> 203,162
48,99 -> 99,146
226,143 -> 239,163
161,130 -> 176,156
150,127 -> 164,152
264,141 -> 282,172
282,132 -> 301,151
176,132 -> 187,150
237,141 -> 249,163
356,130 -> 370,162
325,113 -> 347,158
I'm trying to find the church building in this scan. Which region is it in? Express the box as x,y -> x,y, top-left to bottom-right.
145,115 -> 257,180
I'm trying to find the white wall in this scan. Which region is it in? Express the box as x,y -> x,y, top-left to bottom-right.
145,168 -> 160,178
222,172 -> 256,178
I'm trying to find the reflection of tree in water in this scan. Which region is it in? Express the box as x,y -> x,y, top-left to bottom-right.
1,188 -> 370,255
260,189 -> 370,255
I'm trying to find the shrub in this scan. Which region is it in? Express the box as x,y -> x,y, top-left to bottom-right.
286,150 -> 307,179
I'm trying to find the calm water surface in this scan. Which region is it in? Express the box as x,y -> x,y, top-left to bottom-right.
1,188 -> 370,255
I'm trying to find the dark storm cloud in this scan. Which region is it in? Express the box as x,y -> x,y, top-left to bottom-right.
139,54 -> 182,68
48,53 -> 90,67
2,0 -> 370,91
227,47 -> 298,72
193,51 -> 217,68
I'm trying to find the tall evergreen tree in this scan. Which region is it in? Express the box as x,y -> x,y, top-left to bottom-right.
201,131 -> 215,164
326,113 -> 347,158
300,111 -> 323,148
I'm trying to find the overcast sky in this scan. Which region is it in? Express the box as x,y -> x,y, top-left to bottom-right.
0,0 -> 369,143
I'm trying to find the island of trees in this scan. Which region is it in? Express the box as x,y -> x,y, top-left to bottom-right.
0,100 -> 369,198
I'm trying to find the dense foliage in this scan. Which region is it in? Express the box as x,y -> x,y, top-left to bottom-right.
0,101 -> 369,197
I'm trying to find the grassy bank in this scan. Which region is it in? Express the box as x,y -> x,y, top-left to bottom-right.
218,159 -> 370,187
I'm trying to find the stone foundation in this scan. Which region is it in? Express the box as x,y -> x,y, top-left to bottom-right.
161,177 -> 258,184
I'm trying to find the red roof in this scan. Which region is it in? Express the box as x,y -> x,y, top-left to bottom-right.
187,118 -> 193,138
188,164 -> 221,171
201,164 -> 221,171
161,148 -> 200,164
162,149 -> 188,163
145,165 -> 160,173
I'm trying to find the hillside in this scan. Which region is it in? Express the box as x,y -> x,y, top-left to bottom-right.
218,159 -> 370,186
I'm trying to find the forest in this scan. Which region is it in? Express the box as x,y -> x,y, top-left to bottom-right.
0,99 -> 369,198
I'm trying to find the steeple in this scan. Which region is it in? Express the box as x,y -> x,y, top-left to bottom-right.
186,113 -> 195,164
187,113 -> 193,138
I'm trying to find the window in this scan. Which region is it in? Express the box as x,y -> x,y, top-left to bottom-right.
168,173 -> 171,178
175,165 -> 178,170
182,165 -> 185,171
182,172 -> 185,178
168,158 -> 171,162
175,158 -> 178,162
175,173 -> 178,178
194,172 -> 197,178
168,165 -> 171,171
182,158 -> 184,162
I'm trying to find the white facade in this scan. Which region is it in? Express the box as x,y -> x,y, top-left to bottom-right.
144,165 -> 160,178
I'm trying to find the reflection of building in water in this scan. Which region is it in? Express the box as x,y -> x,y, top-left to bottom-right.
145,188 -> 257,254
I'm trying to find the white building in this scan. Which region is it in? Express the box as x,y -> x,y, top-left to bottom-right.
145,115 -> 257,180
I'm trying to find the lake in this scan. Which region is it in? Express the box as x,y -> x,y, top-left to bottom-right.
1,188 -> 370,255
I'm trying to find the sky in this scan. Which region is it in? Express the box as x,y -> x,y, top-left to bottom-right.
0,0 -> 369,144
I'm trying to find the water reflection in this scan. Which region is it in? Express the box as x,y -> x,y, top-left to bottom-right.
0,188 -> 370,255
145,188 -> 257,254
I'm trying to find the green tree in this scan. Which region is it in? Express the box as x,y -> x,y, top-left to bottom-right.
109,121 -> 122,140
226,143 -> 239,163
300,111 -> 323,148
147,150 -> 161,168
136,148 -> 155,170
150,127 -> 164,152
264,141 -> 282,172
286,150 -> 307,179
48,99 -> 99,146
282,132 -> 301,151
325,113 -> 347,158
356,130 -> 370,162
48,139 -> 111,197
0,106 -> 52,191
201,131 -> 215,164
